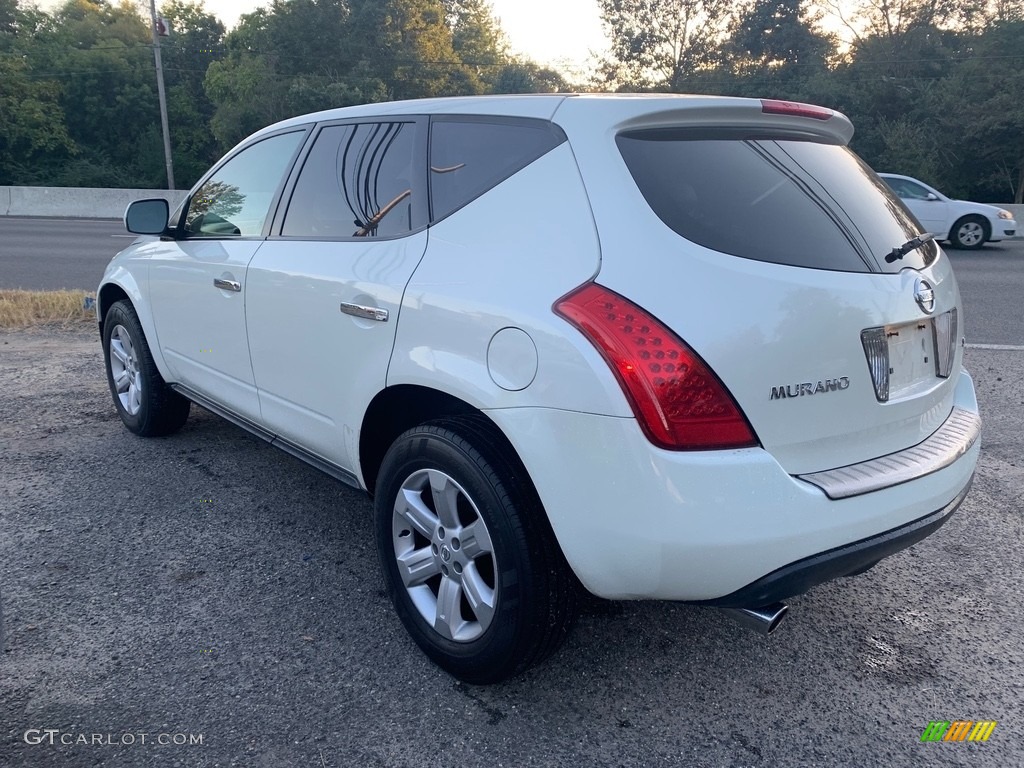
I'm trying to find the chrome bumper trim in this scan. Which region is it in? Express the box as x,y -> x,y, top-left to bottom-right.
797,407 -> 981,500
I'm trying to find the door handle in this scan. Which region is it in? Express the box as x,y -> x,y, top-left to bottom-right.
340,302 -> 388,322
214,278 -> 241,292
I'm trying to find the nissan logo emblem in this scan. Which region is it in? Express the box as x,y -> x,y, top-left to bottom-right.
914,278 -> 935,314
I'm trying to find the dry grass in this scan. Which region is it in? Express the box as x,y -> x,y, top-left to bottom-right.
0,290 -> 96,328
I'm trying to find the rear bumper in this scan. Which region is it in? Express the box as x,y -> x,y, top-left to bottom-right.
485,369 -> 980,601
691,477 -> 971,608
797,407 -> 980,499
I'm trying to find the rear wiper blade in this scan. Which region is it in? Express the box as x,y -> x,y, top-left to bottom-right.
885,232 -> 934,263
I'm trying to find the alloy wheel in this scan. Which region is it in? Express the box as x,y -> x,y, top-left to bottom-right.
391,468 -> 498,642
109,324 -> 142,415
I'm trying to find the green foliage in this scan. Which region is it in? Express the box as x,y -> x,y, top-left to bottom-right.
491,60 -> 568,93
202,0 -> 516,150
444,0 -> 506,67
597,0 -> 735,89
1,0 -> 1020,204
0,1 -> 74,184
728,0 -> 836,73
598,0 -> 1024,202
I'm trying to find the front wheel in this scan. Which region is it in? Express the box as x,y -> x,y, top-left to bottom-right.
102,300 -> 190,436
949,215 -> 989,249
374,416 -> 577,684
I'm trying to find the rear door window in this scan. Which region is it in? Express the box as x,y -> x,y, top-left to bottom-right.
282,121 -> 424,239
885,177 -> 932,200
617,130 -> 936,273
429,117 -> 566,222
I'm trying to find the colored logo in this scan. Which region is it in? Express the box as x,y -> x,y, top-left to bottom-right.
920,721 -> 997,742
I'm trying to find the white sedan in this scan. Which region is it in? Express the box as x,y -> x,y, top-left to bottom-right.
879,173 -> 1017,249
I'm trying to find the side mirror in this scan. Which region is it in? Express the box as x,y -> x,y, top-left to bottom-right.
125,198 -> 170,235
925,192 -> 939,201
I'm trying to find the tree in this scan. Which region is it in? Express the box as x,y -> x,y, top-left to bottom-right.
933,19 -> 1024,201
158,0 -> 226,185
490,60 -> 567,93
346,0 -> 481,99
21,0 -> 162,186
204,1 -> 389,149
205,0 -> 515,150
597,0 -> 734,90
0,0 -> 16,31
0,55 -> 75,184
443,0 -> 505,67
728,0 -> 835,73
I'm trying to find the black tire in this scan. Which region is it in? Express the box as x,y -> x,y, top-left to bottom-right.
949,215 -> 989,249
102,300 -> 190,436
374,415 -> 577,684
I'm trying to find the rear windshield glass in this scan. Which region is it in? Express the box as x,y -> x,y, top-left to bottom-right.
617,130 -> 936,273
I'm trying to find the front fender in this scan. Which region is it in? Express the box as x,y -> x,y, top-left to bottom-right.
98,262 -> 172,383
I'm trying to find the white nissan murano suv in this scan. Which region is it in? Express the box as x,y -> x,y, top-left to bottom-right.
98,95 -> 980,683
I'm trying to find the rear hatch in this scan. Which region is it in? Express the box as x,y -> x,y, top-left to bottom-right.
555,96 -> 963,474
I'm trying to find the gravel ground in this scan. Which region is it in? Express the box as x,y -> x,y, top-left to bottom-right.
1,326 -> 1022,768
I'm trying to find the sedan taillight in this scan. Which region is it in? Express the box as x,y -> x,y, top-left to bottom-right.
554,283 -> 758,450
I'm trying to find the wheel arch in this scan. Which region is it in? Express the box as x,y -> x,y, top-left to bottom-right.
97,274 -> 172,379
97,282 -> 131,336
359,384 -> 484,495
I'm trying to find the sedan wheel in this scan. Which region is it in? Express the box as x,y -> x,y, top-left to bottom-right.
950,215 -> 988,249
374,416 -> 577,684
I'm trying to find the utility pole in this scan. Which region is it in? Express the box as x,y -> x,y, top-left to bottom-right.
148,0 -> 175,189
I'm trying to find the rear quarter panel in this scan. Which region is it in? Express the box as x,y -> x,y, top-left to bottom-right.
388,142 -> 623,415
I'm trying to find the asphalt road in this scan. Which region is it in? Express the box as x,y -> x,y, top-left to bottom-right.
0,217 -> 127,292
1,328 -> 1023,766
2,216 -> 1022,345
946,246 -> 1024,346
2,216 -> 1024,766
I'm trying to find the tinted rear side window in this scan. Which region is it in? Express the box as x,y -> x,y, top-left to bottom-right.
617,130 -> 935,273
283,121 -> 423,238
429,117 -> 566,222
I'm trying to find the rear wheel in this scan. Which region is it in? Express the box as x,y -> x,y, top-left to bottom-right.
949,215 -> 989,249
374,416 -> 576,684
102,300 -> 190,436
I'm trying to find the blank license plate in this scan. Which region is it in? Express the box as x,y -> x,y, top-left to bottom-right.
886,318 -> 937,398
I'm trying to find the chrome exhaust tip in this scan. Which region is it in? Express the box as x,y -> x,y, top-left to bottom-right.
719,602 -> 789,636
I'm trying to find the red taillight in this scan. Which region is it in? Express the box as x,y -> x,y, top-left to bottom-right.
761,99 -> 833,121
554,283 -> 758,451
